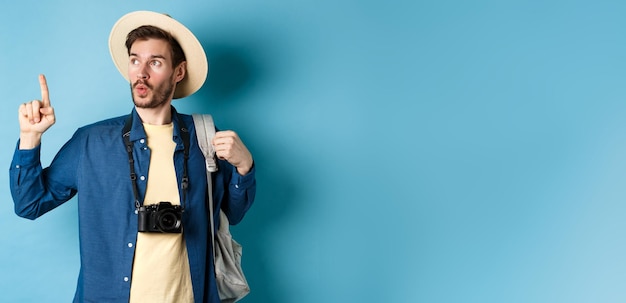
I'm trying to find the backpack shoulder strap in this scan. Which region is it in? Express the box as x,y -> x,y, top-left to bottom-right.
192,113 -> 219,173
192,113 -> 219,260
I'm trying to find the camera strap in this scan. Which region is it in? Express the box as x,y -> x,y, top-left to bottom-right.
122,112 -> 190,211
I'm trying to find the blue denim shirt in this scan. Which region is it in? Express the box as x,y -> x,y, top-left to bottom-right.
9,107 -> 256,303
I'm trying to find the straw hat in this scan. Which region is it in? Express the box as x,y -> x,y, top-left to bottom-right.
109,11 -> 208,99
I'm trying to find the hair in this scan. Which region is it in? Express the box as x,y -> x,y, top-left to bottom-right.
125,25 -> 186,68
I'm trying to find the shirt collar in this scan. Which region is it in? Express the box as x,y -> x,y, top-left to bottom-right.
128,106 -> 185,150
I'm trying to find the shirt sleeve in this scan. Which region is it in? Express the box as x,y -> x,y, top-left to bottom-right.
223,161 -> 256,225
9,137 -> 78,220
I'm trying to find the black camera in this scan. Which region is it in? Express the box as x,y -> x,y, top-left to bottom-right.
137,202 -> 183,233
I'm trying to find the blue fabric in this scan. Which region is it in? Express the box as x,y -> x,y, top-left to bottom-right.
9,107 -> 256,303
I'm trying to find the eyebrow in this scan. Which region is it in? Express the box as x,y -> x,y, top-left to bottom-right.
129,53 -> 167,60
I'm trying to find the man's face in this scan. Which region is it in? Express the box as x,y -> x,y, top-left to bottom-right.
128,38 -> 183,109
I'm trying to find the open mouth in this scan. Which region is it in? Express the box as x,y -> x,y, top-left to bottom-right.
134,81 -> 151,96
135,85 -> 148,95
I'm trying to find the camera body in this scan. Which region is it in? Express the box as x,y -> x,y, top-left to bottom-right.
137,202 -> 183,233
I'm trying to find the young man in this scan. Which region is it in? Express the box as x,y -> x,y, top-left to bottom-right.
10,11 -> 256,303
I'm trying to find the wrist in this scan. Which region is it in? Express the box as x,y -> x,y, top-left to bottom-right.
236,158 -> 253,176
19,132 -> 42,150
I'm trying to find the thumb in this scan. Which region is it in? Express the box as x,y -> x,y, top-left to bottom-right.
40,106 -> 54,116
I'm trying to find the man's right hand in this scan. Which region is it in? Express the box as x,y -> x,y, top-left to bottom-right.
19,74 -> 56,149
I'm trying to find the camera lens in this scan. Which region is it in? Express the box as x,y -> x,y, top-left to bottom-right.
157,210 -> 181,232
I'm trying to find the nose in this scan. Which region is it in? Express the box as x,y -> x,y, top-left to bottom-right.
136,63 -> 149,80
137,70 -> 148,80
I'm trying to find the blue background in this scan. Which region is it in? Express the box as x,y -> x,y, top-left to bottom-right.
1,1 -> 626,302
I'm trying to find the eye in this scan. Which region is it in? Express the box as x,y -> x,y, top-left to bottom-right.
150,60 -> 162,67
130,58 -> 140,65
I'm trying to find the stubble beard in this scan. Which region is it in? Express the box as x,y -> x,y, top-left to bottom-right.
131,77 -> 176,109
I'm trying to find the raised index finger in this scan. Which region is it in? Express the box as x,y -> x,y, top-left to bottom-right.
39,74 -> 51,107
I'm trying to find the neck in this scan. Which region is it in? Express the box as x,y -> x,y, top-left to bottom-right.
136,105 -> 173,125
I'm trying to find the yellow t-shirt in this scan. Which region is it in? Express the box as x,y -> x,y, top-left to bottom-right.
129,123 -> 194,303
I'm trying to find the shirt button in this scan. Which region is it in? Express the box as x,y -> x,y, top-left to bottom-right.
140,139 -> 145,144
15,165 -> 20,169
124,277 -> 129,282
235,184 -> 240,189
127,243 -> 133,248
140,175 -> 146,181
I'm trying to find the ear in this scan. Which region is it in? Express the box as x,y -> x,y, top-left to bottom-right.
174,61 -> 187,83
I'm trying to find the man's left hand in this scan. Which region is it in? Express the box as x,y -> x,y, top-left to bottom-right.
213,130 -> 253,175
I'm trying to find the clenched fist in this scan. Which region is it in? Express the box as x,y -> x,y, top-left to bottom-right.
213,130 -> 253,175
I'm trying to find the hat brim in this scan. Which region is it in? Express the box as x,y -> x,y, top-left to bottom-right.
109,11 -> 208,99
